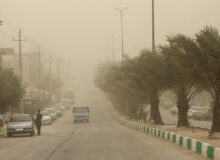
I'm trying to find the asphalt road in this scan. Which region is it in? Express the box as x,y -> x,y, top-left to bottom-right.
0,106 -> 208,160
159,107 -> 212,129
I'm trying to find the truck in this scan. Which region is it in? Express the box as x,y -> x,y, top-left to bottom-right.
72,106 -> 90,123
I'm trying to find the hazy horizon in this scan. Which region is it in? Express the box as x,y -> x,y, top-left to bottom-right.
0,0 -> 220,80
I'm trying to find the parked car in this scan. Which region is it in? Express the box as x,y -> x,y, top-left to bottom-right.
7,114 -> 35,137
41,111 -> 52,125
59,106 -> 65,112
55,108 -> 63,117
169,106 -> 178,115
45,108 -> 57,121
188,106 -> 212,121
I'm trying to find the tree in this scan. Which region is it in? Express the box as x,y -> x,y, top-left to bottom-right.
194,27 -> 220,133
0,69 -> 24,113
160,34 -> 202,127
124,50 -> 170,124
94,62 -> 147,119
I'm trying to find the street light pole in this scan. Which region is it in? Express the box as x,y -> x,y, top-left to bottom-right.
112,33 -> 116,63
114,7 -> 127,64
152,0 -> 155,51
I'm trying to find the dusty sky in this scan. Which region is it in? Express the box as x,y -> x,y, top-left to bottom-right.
0,0 -> 220,82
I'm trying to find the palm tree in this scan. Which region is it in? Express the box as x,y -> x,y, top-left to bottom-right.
160,34 -> 202,127
195,27 -> 220,133
94,62 -> 145,118
123,50 -> 171,125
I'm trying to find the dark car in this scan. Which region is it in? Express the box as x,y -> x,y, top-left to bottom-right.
7,114 -> 35,137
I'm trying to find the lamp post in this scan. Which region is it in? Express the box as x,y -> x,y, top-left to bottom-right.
112,33 -> 117,63
152,0 -> 155,51
114,7 -> 127,64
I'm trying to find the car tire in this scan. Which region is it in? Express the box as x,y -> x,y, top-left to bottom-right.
30,130 -> 35,136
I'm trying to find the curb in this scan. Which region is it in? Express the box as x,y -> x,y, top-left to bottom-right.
112,113 -> 220,160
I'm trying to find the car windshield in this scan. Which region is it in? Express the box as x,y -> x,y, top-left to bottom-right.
10,115 -> 32,122
41,111 -> 50,116
74,109 -> 88,113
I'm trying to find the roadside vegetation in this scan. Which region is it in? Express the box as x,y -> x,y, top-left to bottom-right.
0,68 -> 24,114
94,26 -> 220,134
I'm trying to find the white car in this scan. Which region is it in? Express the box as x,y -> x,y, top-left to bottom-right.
41,111 -> 52,125
45,108 -> 57,121
188,106 -> 212,120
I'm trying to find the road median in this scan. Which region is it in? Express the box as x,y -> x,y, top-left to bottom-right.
112,112 -> 220,160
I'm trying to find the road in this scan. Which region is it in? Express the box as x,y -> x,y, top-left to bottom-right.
0,106 -> 208,160
159,107 -> 212,129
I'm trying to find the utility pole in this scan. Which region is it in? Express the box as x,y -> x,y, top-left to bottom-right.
112,33 -> 116,63
152,0 -> 155,51
13,29 -> 27,113
49,53 -> 52,93
38,46 -> 41,82
114,7 -> 127,64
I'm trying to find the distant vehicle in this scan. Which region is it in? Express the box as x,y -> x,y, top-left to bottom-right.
188,106 -> 212,121
169,106 -> 178,115
55,103 -> 65,112
45,108 -> 57,121
60,106 -> 65,112
62,99 -> 74,110
7,114 -> 35,137
41,111 -> 52,125
73,106 -> 90,123
55,108 -> 63,117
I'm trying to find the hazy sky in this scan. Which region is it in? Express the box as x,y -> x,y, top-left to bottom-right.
0,0 -> 220,78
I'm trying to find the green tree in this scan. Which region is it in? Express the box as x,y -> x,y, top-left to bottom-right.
0,69 -> 24,113
194,27 -> 220,133
160,35 -> 202,127
94,62 -> 146,119
124,50 -> 170,124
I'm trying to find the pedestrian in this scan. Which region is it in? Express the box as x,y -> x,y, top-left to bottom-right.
35,109 -> 42,135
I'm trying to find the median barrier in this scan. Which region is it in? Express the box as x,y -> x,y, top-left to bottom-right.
112,112 -> 220,160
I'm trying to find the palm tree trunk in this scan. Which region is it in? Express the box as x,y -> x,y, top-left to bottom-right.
177,91 -> 189,127
150,90 -> 163,125
211,94 -> 220,133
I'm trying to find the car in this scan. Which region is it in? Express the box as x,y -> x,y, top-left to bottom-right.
7,114 -> 35,137
41,111 -> 52,125
73,106 -> 90,123
45,108 -> 58,121
55,108 -> 63,117
169,106 -> 178,115
59,106 -> 65,112
188,106 -> 212,120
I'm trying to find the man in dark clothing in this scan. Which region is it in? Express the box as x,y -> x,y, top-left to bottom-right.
35,109 -> 42,135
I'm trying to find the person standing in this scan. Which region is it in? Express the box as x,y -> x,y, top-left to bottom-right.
35,109 -> 42,135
